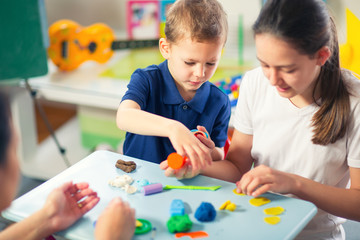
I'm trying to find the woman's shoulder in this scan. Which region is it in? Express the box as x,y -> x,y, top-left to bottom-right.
343,69 -> 360,96
244,66 -> 264,77
241,66 -> 269,92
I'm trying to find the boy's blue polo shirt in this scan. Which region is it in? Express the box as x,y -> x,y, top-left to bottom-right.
121,60 -> 231,164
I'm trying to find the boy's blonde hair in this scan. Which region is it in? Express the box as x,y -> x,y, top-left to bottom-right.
165,0 -> 228,44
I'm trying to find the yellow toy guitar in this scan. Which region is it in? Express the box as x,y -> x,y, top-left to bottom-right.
48,20 -> 159,71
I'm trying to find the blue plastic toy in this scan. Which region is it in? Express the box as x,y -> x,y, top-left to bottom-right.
170,199 -> 185,216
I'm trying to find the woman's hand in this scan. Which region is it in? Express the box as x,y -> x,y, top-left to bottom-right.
43,181 -> 100,233
95,197 -> 136,240
236,165 -> 299,197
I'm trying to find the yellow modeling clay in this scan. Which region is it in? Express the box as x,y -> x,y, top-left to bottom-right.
264,216 -> 281,225
232,188 -> 246,196
136,220 -> 143,227
219,200 -> 231,210
249,197 -> 271,207
264,206 -> 284,216
225,203 -> 237,211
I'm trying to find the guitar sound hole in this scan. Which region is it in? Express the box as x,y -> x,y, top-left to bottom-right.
61,41 -> 68,59
88,42 -> 97,53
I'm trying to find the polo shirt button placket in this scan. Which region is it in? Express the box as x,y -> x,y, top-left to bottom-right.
182,105 -> 188,110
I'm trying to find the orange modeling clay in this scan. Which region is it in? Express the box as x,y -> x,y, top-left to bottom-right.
167,153 -> 186,169
175,231 -> 209,239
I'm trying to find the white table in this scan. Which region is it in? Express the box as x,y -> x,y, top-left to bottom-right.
3,150 -> 317,240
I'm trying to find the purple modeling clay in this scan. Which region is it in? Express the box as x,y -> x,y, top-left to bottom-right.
142,183 -> 163,195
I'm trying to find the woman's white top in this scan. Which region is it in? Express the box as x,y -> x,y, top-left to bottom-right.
234,67 -> 360,239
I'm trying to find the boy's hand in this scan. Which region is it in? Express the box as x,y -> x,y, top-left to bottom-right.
194,126 -> 215,149
168,123 -> 212,171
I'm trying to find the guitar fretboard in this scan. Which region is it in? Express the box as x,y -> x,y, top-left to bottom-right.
111,39 -> 159,50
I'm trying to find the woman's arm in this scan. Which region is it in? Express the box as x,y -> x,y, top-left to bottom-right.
0,207 -> 55,240
0,182 -> 99,240
161,129 -> 254,182
202,129 -> 254,182
237,166 -> 360,221
294,167 -> 360,221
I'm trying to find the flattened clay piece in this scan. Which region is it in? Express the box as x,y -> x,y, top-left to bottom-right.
264,206 -> 285,216
264,216 -> 281,225
115,159 -> 137,173
249,197 -> 271,207
232,188 -> 246,196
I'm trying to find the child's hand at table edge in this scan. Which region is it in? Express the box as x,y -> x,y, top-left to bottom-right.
160,160 -> 201,180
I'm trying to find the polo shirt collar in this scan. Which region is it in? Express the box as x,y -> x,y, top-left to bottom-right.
161,60 -> 210,113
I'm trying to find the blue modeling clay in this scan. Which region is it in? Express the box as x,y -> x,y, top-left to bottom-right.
137,179 -> 150,187
194,202 -> 216,222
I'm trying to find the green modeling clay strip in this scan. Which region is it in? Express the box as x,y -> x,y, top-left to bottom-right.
163,185 -> 221,191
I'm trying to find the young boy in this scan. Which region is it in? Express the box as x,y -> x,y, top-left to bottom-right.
116,0 -> 230,171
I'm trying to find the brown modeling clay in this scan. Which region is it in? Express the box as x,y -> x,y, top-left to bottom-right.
115,159 -> 137,173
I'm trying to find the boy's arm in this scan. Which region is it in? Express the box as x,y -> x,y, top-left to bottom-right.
117,100 -> 212,169
117,99 -> 179,137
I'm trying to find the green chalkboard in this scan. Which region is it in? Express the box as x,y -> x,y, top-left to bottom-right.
0,0 -> 48,81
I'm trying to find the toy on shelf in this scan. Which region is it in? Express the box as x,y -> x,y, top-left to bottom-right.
214,74 -> 243,107
127,0 -> 160,39
159,0 -> 175,37
127,0 -> 175,39
48,19 -> 158,71
339,8 -> 360,79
